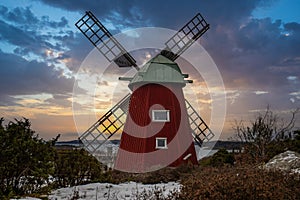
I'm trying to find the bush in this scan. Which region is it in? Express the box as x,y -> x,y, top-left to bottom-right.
53,148 -> 104,187
200,148 -> 235,167
0,118 -> 56,197
95,164 -> 195,185
233,107 -> 298,162
178,166 -> 300,200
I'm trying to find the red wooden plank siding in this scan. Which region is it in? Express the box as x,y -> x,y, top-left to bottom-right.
114,83 -> 197,172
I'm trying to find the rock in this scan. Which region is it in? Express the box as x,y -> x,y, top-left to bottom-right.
265,151 -> 300,174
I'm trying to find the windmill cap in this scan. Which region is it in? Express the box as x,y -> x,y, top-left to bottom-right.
128,54 -> 190,89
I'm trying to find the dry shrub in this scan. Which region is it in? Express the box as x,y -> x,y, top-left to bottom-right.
101,164 -> 194,184
179,166 -> 300,200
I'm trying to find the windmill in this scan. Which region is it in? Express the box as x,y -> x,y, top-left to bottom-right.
75,11 -> 214,172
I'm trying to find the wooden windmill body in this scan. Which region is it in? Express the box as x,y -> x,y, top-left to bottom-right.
75,11 -> 215,172
115,55 -> 198,172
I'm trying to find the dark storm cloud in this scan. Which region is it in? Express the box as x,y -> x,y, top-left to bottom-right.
0,5 -> 85,108
0,20 -> 35,47
0,4 -> 91,101
284,22 -> 300,32
57,32 -> 93,72
33,0 -> 263,70
0,6 -> 87,107
34,0 -> 153,35
0,18 -> 58,56
1,0 -> 299,111
0,5 -> 68,29
40,16 -> 68,29
35,0 -> 300,94
0,6 -> 39,25
0,5 -> 70,58
209,17 -> 300,90
34,0 -> 144,24
35,0 -> 262,28
0,50 -> 75,104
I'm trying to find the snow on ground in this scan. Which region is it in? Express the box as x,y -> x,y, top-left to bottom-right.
11,198 -> 42,200
49,182 -> 180,200
11,182 -> 181,200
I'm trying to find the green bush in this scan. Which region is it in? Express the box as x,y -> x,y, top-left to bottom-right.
200,148 -> 235,167
0,118 -> 56,197
53,148 -> 104,187
0,117 -> 105,198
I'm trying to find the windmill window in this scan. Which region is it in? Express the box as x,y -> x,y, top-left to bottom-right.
152,110 -> 170,122
156,137 -> 167,149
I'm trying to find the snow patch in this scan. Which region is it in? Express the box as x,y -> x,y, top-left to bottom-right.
11,182 -> 181,200
48,181 -> 181,200
11,198 -> 42,200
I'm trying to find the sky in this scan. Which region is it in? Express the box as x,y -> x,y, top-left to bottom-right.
0,0 -> 299,141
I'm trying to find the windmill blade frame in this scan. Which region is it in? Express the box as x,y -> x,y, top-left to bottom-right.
160,13 -> 209,61
185,99 -> 214,146
75,11 -> 138,69
79,93 -> 131,155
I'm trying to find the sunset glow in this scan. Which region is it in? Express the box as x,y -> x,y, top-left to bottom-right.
0,0 -> 299,140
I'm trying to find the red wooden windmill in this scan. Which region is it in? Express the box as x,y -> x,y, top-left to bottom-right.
75,11 -> 214,172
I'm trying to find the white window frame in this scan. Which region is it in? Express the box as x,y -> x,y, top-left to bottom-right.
152,110 -> 170,122
156,137 -> 168,149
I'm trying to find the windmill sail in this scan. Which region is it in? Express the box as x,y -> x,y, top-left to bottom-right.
79,93 -> 213,154
75,11 -> 138,69
185,99 -> 214,146
161,13 -> 209,61
77,11 -> 215,167
79,94 -> 131,154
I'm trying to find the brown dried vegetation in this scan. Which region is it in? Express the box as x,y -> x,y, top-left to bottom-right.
179,164 -> 300,200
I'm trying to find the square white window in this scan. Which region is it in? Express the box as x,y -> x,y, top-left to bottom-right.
152,110 -> 170,122
156,137 -> 167,149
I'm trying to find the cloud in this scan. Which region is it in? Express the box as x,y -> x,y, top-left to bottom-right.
0,6 -> 39,25
0,50 -> 75,105
41,16 -> 68,29
57,32 -> 94,72
0,95 -> 22,106
0,19 -> 36,48
284,22 -> 300,32
0,5 -> 90,109
290,91 -> 300,96
45,94 -> 72,107
36,0 -> 298,97
254,91 -> 269,95
0,5 -> 68,29
34,0 -> 299,91
36,0 -> 263,28
34,0 -> 153,34
204,17 -> 300,102
0,5 -> 73,63
0,0 -> 298,139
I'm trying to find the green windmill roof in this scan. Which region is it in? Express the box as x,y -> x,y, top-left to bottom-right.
127,54 -> 190,89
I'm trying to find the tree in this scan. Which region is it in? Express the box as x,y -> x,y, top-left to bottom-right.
0,118 -> 57,196
233,107 -> 298,161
